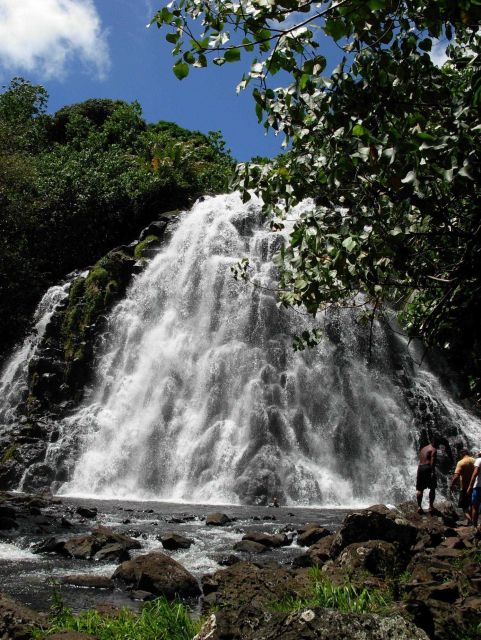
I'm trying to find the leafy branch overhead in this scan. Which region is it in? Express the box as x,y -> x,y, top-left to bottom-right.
153,0 -> 481,401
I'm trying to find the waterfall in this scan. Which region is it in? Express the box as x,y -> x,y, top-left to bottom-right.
0,281 -> 71,424
46,193 -> 478,506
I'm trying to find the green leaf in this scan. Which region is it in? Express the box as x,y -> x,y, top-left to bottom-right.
166,32 -> 180,44
342,237 -> 357,252
352,124 -> 369,137
224,48 -> 241,62
324,19 -> 346,41
173,61 -> 189,80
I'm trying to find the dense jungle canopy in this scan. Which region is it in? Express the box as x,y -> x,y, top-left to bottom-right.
0,79 -> 234,359
152,0 -> 481,404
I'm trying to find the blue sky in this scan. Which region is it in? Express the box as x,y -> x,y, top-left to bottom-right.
0,0 -> 447,161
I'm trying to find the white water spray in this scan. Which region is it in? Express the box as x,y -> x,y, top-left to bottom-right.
0,282 -> 71,423
53,192 -> 479,506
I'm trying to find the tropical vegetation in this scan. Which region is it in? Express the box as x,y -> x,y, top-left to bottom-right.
0,78 -> 234,359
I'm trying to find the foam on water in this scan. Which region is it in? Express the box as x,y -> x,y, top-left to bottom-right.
0,542 -> 38,562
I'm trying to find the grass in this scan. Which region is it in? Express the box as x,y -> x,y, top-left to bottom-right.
270,568 -> 390,615
35,595 -> 201,640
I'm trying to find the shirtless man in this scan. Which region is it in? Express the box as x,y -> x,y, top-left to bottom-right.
416,437 -> 440,514
450,448 -> 474,524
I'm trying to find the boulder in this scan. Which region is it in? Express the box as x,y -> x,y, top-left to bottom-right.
297,526 -> 332,547
242,531 -> 289,548
92,543 -> 131,563
308,534 -> 336,565
205,512 -> 231,526
330,505 -> 417,557
159,533 -> 193,550
336,540 -> 401,577
193,606 -> 430,640
0,591 -> 45,640
112,552 -> 200,598
233,540 -> 269,554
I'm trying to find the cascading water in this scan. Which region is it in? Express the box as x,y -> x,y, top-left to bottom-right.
50,193 -> 480,506
0,281 -> 71,424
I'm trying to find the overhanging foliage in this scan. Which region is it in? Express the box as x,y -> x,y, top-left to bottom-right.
152,0 -> 481,401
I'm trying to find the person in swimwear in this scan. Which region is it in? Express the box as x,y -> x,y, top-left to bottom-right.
416,436 -> 441,515
450,448 -> 475,524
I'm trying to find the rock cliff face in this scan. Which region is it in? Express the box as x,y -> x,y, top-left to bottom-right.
0,211 -> 179,491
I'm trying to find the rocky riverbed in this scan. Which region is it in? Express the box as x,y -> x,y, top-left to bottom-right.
1,492 -> 480,640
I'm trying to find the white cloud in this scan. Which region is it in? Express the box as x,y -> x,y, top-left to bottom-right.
0,0 -> 110,80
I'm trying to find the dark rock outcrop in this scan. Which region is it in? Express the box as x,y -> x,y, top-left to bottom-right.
330,504 -> 417,557
200,561 -> 311,611
194,607 -> 430,640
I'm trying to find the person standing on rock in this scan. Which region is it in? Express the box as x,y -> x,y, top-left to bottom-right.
450,448 -> 475,524
416,436 -> 441,515
467,450 -> 481,531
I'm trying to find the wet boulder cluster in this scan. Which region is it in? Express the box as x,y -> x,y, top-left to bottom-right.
1,493 -> 481,640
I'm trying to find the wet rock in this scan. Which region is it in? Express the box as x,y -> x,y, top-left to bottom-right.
76,506 -> 97,519
33,526 -> 140,560
0,591 -> 45,640
330,505 -> 417,557
206,512 -> 231,526
297,525 -> 332,547
112,551 -> 200,598
159,533 -> 193,550
33,536 -> 69,554
309,533 -> 336,563
242,531 -> 289,548
93,542 -> 131,563
193,606 -> 429,640
59,575 -> 114,589
233,540 -> 269,554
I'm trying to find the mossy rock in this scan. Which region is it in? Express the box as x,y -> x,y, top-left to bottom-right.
1,442 -> 18,464
61,249 -> 137,364
134,234 -> 161,260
